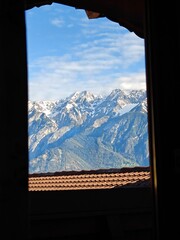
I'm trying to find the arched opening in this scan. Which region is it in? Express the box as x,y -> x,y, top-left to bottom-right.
25,3 -> 154,238
2,1 -> 180,239
25,2 -> 151,191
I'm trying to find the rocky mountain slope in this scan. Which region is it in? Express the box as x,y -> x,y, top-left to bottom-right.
28,89 -> 149,173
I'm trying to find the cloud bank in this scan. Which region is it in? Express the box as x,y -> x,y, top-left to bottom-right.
26,4 -> 146,101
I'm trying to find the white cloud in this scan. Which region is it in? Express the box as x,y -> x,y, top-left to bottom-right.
28,52 -> 146,100
51,18 -> 64,27
28,34 -> 146,100
27,4 -> 146,101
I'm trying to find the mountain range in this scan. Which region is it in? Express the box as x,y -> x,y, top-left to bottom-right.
28,89 -> 150,174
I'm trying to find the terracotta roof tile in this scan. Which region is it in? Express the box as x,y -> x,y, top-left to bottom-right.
28,166 -> 151,191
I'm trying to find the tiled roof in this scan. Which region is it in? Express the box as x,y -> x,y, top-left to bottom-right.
28,166 -> 151,191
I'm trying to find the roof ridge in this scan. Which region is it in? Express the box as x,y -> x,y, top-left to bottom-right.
28,166 -> 150,178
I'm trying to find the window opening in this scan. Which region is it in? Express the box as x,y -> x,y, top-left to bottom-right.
26,3 -> 150,191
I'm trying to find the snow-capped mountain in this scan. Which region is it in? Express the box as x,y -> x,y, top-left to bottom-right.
28,89 -> 149,173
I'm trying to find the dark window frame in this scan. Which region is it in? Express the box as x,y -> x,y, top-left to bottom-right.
1,1 -> 161,239
3,1 -> 180,239
26,0 -> 155,233
26,2 -> 151,191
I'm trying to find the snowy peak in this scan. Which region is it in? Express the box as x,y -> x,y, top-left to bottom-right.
28,100 -> 58,117
28,89 -> 149,173
125,89 -> 147,103
67,90 -> 97,103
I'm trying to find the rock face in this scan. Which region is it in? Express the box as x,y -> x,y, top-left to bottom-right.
28,89 -> 149,173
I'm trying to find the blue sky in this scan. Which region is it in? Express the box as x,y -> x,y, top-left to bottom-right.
25,3 -> 146,101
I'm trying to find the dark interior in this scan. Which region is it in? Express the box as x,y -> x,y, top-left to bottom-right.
1,1 -> 180,239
